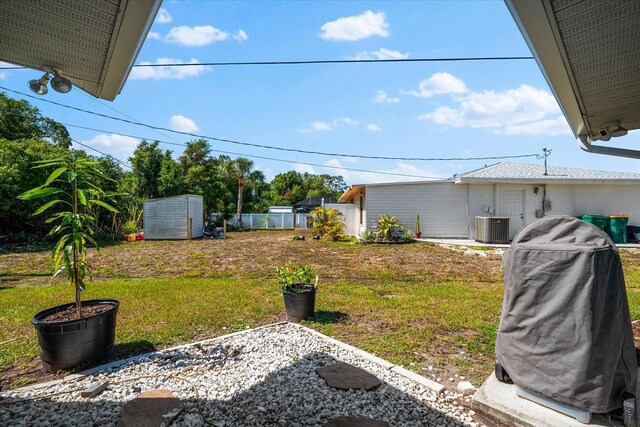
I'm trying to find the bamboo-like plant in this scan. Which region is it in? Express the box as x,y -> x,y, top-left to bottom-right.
18,155 -> 118,318
415,214 -> 421,234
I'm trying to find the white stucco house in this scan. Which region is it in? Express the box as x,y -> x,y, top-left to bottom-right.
338,162 -> 640,240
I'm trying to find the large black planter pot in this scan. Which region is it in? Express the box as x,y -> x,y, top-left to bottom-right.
32,299 -> 119,372
283,285 -> 316,323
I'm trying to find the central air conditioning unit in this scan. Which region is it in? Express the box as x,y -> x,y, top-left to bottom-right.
475,216 -> 510,244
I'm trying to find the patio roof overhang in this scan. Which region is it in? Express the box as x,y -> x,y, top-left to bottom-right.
505,0 -> 640,158
0,0 -> 162,101
338,185 -> 365,203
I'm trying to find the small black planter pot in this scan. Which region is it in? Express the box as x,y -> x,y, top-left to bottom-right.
32,299 -> 119,372
283,285 -> 316,323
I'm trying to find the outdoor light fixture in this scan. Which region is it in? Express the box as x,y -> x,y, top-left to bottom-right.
50,73 -> 72,93
27,66 -> 72,95
28,72 -> 50,95
598,121 -> 628,141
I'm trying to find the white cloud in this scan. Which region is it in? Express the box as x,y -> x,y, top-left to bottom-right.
320,10 -> 389,41
299,121 -> 333,133
165,25 -> 248,47
129,58 -> 210,80
342,117 -> 358,125
155,8 -> 173,24
235,30 -> 249,42
420,84 -> 562,132
0,61 -> 17,80
403,72 -> 468,98
169,115 -> 200,132
351,48 -> 409,60
311,121 -> 332,131
261,167 -> 275,182
503,116 -> 571,136
76,134 -> 139,164
146,31 -> 161,40
322,159 -> 441,184
374,90 -> 399,103
294,163 -> 316,174
367,124 -> 382,132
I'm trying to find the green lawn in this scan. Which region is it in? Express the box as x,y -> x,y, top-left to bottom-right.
2,231 -> 640,390
0,277 -> 503,380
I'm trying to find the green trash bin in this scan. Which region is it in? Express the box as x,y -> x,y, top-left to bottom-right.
580,214 -> 607,230
606,215 -> 629,244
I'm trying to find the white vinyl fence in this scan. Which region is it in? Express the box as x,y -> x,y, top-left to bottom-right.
227,213 -> 311,229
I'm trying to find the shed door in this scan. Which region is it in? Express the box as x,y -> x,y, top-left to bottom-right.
500,190 -> 524,239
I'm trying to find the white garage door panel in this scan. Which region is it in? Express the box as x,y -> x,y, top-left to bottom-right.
367,183 -> 469,238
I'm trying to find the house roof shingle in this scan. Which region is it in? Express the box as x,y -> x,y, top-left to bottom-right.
455,162 -> 640,184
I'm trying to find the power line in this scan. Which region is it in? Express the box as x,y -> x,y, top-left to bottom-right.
4,110 -> 442,179
0,86 -> 542,163
61,121 -> 443,179
77,90 -> 182,144
0,55 -> 536,70
72,139 -> 132,170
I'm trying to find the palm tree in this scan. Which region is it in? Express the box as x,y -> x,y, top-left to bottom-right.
226,158 -> 264,228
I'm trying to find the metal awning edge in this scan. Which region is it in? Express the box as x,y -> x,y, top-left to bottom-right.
96,0 -> 162,100
504,0 -> 587,140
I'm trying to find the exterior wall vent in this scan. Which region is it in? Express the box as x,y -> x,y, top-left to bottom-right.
475,216 -> 510,244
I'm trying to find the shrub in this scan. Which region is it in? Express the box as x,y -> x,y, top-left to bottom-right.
275,261 -> 317,293
310,207 -> 345,241
357,230 -> 375,244
375,214 -> 404,241
401,228 -> 414,242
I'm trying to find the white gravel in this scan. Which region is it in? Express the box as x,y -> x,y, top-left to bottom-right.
0,323 -> 482,426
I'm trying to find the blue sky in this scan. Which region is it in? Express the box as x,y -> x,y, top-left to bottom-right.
2,1 -> 639,185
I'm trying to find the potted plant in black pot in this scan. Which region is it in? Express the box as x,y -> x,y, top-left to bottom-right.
18,155 -> 119,372
276,262 -> 318,323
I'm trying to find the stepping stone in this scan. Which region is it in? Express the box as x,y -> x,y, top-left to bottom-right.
316,362 -> 381,391
117,389 -> 183,427
325,416 -> 390,427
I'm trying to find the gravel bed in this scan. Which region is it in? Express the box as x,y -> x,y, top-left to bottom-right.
0,323 -> 481,426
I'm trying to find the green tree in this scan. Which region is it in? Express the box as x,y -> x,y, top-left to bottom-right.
266,171 -> 304,206
158,157 -> 186,197
179,140 -> 224,219
19,154 -> 118,317
129,140 -> 172,199
224,157 -> 264,227
0,92 -> 71,148
0,138 -> 68,235
263,171 -> 347,208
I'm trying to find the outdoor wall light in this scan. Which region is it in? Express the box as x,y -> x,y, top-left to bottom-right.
28,66 -> 72,95
598,121 -> 628,141
28,72 -> 50,95
50,73 -> 72,93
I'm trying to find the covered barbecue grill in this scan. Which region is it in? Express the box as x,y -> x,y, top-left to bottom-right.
496,215 -> 636,416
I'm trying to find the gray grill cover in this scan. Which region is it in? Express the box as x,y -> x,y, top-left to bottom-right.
496,215 -> 636,413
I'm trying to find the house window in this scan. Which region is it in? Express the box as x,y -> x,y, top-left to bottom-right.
359,191 -> 365,225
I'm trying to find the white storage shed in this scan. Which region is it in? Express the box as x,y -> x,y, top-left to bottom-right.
143,195 -> 204,240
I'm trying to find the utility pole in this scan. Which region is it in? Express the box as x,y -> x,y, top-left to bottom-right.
542,148 -> 552,175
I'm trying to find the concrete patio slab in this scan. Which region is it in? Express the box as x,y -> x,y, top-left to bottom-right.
419,238 -> 640,249
473,374 -> 627,427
